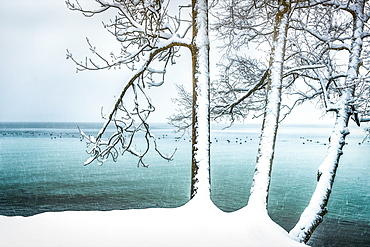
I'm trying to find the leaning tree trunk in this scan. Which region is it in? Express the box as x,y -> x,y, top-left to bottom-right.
190,0 -> 211,201
288,89 -> 352,243
247,1 -> 290,211
289,0 -> 365,242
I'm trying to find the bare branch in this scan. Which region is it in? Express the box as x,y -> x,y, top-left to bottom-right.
66,0 -> 193,166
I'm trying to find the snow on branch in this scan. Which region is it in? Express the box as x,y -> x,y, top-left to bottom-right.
210,57 -> 267,124
66,0 -> 193,166
79,38 -> 190,165
80,82 -> 176,167
288,1 -> 370,243
66,0 -> 191,73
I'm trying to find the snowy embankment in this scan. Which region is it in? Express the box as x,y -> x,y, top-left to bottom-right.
0,198 -> 306,247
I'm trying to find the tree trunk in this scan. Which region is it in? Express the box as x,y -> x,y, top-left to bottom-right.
247,2 -> 290,211
289,0 -> 365,243
288,89 -> 352,243
190,0 -> 211,201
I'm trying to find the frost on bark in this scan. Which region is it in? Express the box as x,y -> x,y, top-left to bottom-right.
165,0 -> 369,242
67,0 -> 211,200
190,0 -> 211,200
289,90 -> 352,243
289,0 -> 370,243
248,1 -> 290,210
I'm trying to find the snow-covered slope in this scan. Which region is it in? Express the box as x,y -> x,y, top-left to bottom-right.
0,198 -> 306,247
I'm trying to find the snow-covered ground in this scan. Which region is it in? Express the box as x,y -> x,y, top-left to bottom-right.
0,198 -> 306,247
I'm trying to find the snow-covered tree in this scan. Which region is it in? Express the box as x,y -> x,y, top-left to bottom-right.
168,56 -> 267,131
170,0 -> 369,243
169,0 -> 284,129
247,0 -> 290,211
287,0 -> 370,243
213,0 -> 370,242
189,0 -> 211,200
66,0 -> 369,245
66,0 -> 211,200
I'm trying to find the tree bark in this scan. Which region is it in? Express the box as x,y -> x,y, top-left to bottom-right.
289,0 -> 365,242
248,1 -> 290,210
190,0 -> 211,201
288,89 -> 352,243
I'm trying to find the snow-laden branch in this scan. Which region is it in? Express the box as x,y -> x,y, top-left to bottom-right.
80,81 -> 177,167
66,0 -> 192,73
283,64 -> 326,77
289,0 -> 370,243
289,22 -> 351,51
96,39 -> 190,139
81,40 -> 190,166
66,0 -> 194,167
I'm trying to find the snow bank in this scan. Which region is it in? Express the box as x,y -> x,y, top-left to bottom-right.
0,199 -> 306,247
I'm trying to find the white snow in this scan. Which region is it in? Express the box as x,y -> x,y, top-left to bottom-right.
192,0 -> 211,199
0,200 -> 307,247
248,5 -> 289,210
289,1 -> 365,241
288,89 -> 352,242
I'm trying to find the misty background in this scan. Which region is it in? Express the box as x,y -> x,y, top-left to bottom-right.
0,0 -> 334,125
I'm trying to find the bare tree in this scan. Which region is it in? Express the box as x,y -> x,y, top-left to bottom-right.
171,0 -> 369,243
168,83 -> 193,133
66,0 -> 370,244
66,0 -> 211,201
209,0 -> 275,123
214,0 -> 370,242
210,0 -> 311,210
168,56 -> 267,131
246,0 -> 291,211
210,57 -> 267,123
288,0 -> 370,243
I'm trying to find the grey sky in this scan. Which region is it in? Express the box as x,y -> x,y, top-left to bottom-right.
0,0 -> 188,123
0,0 -> 335,124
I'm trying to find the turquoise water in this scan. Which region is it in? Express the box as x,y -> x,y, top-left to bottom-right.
0,122 -> 369,246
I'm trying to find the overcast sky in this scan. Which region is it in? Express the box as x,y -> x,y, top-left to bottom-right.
0,0 -> 337,125
0,0 -> 191,123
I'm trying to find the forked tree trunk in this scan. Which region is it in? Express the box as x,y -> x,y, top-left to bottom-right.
190,0 -> 211,201
248,1 -> 290,210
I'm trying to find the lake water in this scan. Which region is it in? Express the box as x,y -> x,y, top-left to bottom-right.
0,122 -> 369,246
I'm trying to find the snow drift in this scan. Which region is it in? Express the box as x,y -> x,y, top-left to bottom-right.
0,198 -> 306,247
